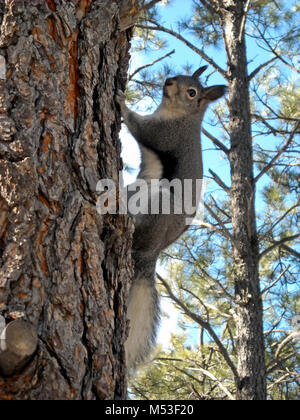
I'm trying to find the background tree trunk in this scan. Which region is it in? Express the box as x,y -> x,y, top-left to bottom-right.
220,0 -> 267,400
0,0 -> 133,400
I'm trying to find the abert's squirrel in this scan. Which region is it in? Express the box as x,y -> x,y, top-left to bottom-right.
116,66 -> 226,370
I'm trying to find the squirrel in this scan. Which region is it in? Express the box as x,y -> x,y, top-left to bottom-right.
116,66 -> 226,371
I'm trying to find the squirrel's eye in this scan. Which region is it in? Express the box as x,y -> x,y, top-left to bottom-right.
188,88 -> 197,98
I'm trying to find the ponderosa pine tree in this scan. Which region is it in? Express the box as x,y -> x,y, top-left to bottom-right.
0,0 -> 160,400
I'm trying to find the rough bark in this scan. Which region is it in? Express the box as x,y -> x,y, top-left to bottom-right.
219,0 -> 267,400
0,0 -> 133,400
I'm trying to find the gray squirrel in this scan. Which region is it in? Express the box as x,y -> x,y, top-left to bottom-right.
116,66 -> 226,371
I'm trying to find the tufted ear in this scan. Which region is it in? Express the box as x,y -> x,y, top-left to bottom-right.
203,85 -> 227,101
192,65 -> 208,79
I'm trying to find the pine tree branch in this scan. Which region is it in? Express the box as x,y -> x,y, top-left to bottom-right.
281,245 -> 300,259
239,0 -> 252,43
254,121 -> 300,183
157,273 -> 239,383
129,49 -> 175,80
253,85 -> 299,122
171,357 -> 236,400
267,354 -> 299,376
255,25 -> 300,75
181,286 -> 232,319
261,266 -> 290,295
252,113 -> 286,136
261,202 -> 300,239
210,195 -> 231,220
199,267 -> 235,301
275,332 -> 300,361
208,169 -> 230,193
248,57 -> 278,81
259,234 -> 300,260
203,202 -> 239,248
136,19 -> 228,79
192,367 -> 235,400
194,221 -> 235,245
202,128 -> 230,155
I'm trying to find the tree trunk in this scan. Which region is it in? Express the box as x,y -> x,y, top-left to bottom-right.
0,0 -> 133,400
220,0 -> 267,400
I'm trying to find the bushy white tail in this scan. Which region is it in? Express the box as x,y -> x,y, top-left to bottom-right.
125,274 -> 160,371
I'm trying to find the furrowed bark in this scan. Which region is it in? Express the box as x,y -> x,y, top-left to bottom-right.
0,0 -> 133,400
220,0 -> 267,400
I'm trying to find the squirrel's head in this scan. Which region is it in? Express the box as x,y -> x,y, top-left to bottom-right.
162,66 -> 226,116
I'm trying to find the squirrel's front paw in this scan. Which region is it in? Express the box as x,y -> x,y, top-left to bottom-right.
116,89 -> 126,106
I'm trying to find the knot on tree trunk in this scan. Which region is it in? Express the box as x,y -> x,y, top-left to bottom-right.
0,319 -> 38,377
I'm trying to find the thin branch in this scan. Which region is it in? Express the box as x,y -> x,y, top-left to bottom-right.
252,84 -> 299,122
170,362 -> 234,400
239,0 -> 252,43
180,286 -> 232,320
137,19 -> 228,79
202,128 -> 230,155
130,384 -> 150,400
210,195 -> 231,220
199,267 -> 235,301
209,169 -> 230,193
259,234 -> 300,260
155,356 -> 185,363
203,202 -> 239,249
194,220 -> 234,244
268,372 -> 297,390
275,332 -> 300,361
248,57 -> 278,81
254,121 -> 300,183
267,352 -> 299,375
190,383 -> 204,400
195,367 -> 235,400
272,0 -> 281,8
173,365 -> 208,389
281,245 -> 300,259
161,354 -> 236,400
252,113 -> 281,136
264,329 -> 291,336
256,25 -> 300,75
157,273 -> 239,383
261,266 -> 290,295
264,311 -> 287,339
130,78 -> 160,88
129,49 -> 175,80
261,202 -> 300,239
180,286 -> 209,318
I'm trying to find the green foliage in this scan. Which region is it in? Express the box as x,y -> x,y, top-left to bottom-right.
180,2 -> 223,48
129,334 -> 235,400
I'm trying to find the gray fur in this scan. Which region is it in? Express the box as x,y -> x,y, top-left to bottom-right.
117,69 -> 226,371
